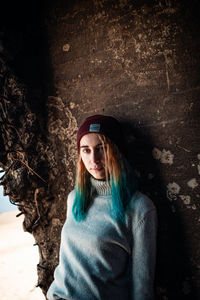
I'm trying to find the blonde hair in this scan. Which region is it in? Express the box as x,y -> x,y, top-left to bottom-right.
72,134 -> 137,222
98,134 -> 123,182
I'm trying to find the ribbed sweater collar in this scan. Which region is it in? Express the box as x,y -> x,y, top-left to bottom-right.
90,177 -> 111,196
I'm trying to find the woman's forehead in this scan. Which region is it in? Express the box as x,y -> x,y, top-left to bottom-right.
80,133 -> 102,147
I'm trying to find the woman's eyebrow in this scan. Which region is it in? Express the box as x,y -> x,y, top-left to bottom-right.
80,143 -> 102,148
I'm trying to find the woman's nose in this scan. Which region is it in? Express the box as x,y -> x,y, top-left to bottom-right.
91,150 -> 100,163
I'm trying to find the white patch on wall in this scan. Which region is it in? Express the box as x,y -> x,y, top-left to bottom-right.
197,163 -> 200,175
69,102 -> 75,109
171,205 -> 176,213
63,43 -> 70,52
152,148 -> 161,160
167,182 -> 181,194
197,154 -> 200,175
52,218 -> 63,226
187,178 -> 199,189
191,204 -> 197,210
179,193 -> 197,210
148,173 -> 155,180
167,182 -> 181,202
91,58 -> 102,64
197,164 -> 200,176
180,195 -> 191,205
152,147 -> 174,165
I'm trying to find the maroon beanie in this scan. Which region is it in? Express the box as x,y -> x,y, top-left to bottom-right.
77,115 -> 123,152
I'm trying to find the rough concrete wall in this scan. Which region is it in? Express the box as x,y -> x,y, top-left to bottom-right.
0,0 -> 200,299
45,1 -> 200,297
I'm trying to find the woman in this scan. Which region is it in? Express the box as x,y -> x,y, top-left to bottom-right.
47,115 -> 157,300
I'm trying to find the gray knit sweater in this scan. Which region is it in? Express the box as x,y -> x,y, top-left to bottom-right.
47,178 -> 157,300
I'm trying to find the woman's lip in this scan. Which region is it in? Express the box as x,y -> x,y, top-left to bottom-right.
91,167 -> 103,171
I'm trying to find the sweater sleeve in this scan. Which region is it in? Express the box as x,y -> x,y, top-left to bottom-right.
47,190 -> 75,300
131,208 -> 157,300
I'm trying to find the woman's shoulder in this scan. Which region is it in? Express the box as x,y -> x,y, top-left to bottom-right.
67,189 -> 76,205
68,189 -> 76,199
66,189 -> 76,218
134,191 -> 156,210
126,191 -> 156,222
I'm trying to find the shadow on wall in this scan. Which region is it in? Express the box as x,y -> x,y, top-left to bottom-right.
0,0 -> 54,131
122,121 -> 197,300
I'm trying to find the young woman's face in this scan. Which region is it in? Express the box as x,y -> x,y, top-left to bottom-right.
80,133 -> 106,180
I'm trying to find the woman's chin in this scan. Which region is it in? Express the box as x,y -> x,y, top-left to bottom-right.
90,170 -> 106,180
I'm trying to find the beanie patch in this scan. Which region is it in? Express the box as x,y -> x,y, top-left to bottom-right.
89,124 -> 100,132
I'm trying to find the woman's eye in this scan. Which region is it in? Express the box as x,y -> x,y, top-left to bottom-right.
97,147 -> 104,152
82,148 -> 90,153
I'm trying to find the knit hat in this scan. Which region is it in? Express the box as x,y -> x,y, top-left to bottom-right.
77,115 -> 123,152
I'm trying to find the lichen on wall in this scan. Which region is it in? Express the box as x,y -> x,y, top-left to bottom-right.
47,96 -> 78,186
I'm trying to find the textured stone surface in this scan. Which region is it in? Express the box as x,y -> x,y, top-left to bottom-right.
0,0 -> 200,298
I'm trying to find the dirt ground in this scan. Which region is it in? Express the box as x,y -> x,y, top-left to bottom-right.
0,210 -> 45,300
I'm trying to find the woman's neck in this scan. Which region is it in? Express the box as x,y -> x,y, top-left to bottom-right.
90,176 -> 111,196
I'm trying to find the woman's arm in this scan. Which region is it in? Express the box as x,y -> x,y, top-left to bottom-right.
131,208 -> 157,300
47,191 -> 75,300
